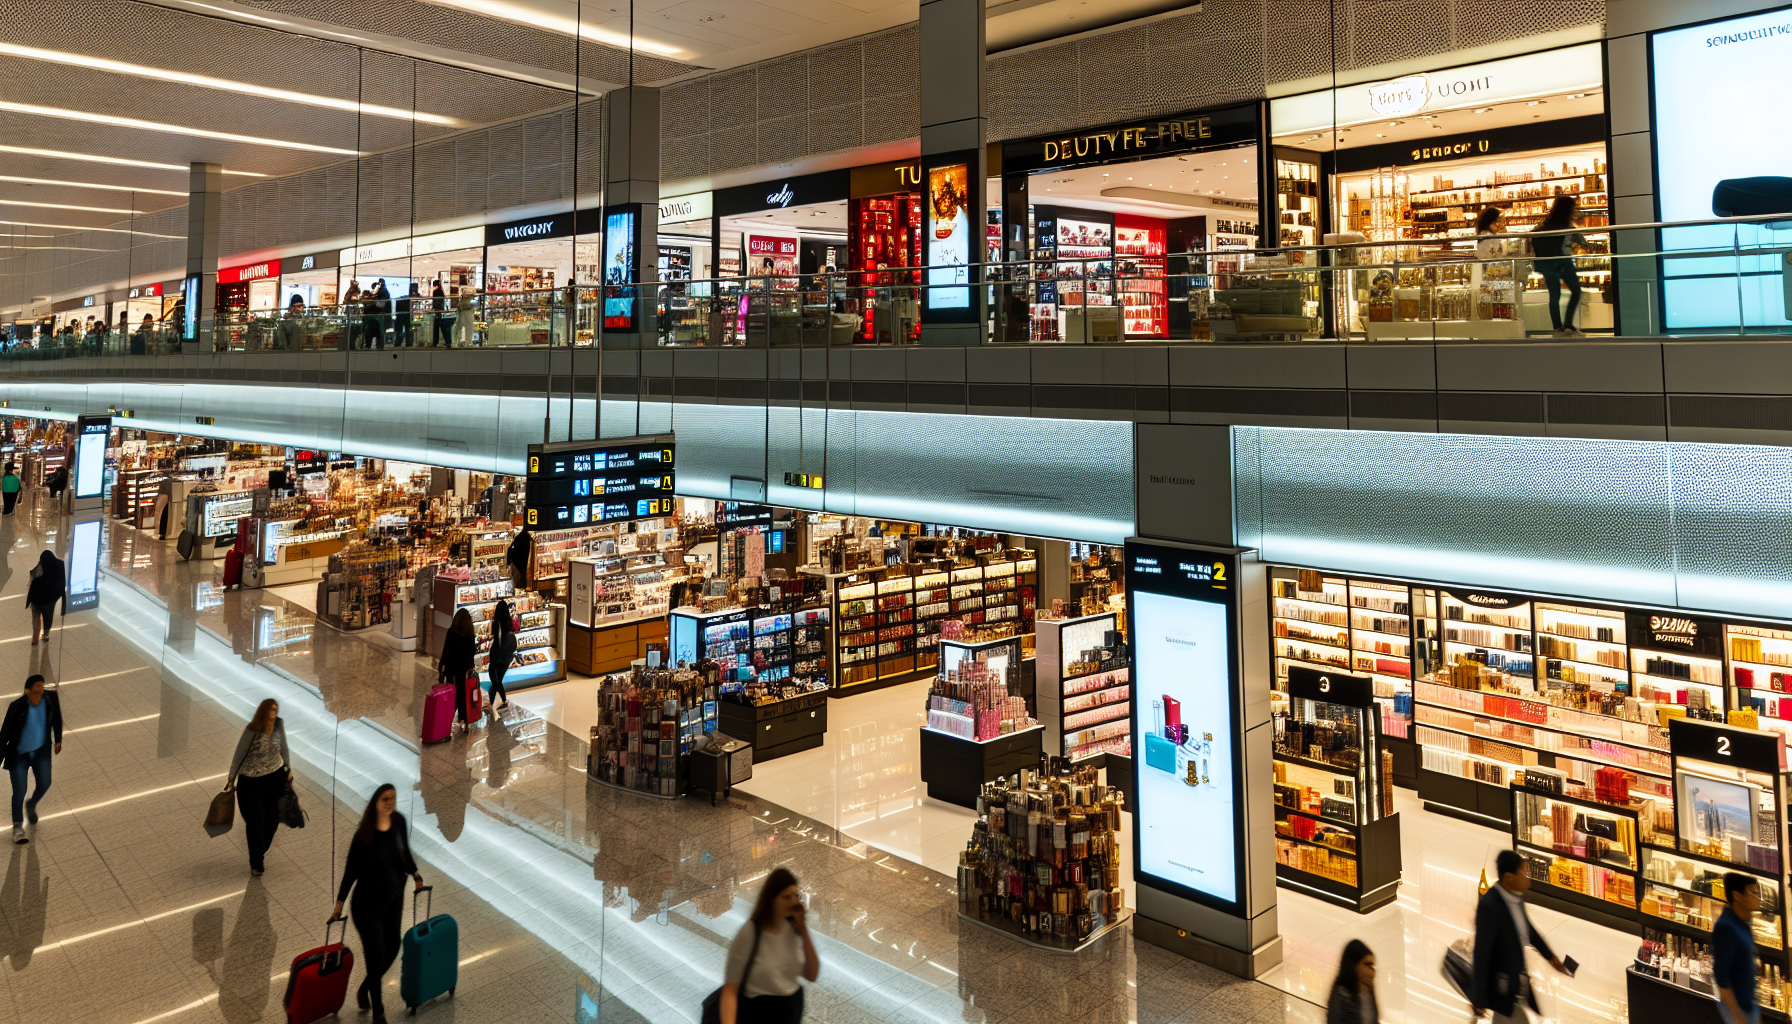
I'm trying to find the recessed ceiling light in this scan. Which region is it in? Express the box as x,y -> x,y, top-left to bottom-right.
0,101 -> 359,155
0,198 -> 134,215
1387,121 -> 1404,126
0,144 -> 264,176
1566,93 -> 1585,100
0,42 -> 455,125
1527,100 -> 1545,106
1375,134 -> 1385,138
0,175 -> 183,197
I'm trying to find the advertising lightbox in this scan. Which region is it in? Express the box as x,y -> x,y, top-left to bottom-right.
67,518 -> 101,612
1126,539 -> 1245,913
924,154 -> 974,314
73,415 -> 111,500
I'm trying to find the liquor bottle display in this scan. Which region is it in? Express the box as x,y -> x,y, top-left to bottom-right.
957,761 -> 1129,950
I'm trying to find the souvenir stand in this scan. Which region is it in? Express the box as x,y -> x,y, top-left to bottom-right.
587,664 -> 721,797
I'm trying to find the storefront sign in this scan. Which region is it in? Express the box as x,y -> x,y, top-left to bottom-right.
657,190 -> 712,225
1286,665 -> 1373,708
525,433 -> 674,528
127,283 -> 162,299
714,169 -> 851,217
217,260 -> 281,285
81,295 -> 95,307
341,226 -> 484,267
293,250 -> 339,273
1269,42 -> 1604,135
1626,610 -> 1723,658
485,213 -> 574,248
850,160 -> 923,198
1332,115 -> 1604,173
716,501 -> 774,529
1668,717 -> 1784,774
1441,587 -> 1529,610
1004,103 -> 1260,173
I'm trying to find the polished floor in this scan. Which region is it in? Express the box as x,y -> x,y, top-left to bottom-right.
0,490 -> 1343,1024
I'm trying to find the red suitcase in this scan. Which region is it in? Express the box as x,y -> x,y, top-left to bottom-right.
465,671 -> 484,720
284,916 -> 354,1024
422,682 -> 456,744
221,547 -> 243,589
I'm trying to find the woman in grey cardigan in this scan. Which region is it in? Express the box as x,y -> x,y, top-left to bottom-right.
230,699 -> 291,876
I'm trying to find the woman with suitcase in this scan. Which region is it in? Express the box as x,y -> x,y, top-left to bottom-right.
333,784 -> 423,1024
438,609 -> 479,734
486,600 -> 517,712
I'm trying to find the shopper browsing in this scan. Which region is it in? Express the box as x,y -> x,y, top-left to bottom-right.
438,609 -> 479,733
1326,940 -> 1379,1024
430,281 -> 452,347
487,599 -> 517,711
0,675 -> 61,845
0,464 -> 20,517
1715,872 -> 1763,1024
1472,849 -> 1570,1024
228,699 -> 291,876
1530,195 -> 1586,337
720,867 -> 819,1024
332,784 -> 424,1024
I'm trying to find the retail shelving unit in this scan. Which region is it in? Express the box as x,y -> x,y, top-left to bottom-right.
565,554 -> 685,676
1510,782 -> 1642,932
1629,719 -> 1792,1022
1272,666 -> 1401,912
1036,612 -> 1130,763
434,572 -> 566,688
919,635 -> 1042,808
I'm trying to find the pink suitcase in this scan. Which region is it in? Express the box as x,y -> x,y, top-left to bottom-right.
422,683 -> 456,743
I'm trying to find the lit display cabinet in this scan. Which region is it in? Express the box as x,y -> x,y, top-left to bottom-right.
1271,666 -> 1401,913
1035,612 -> 1130,764
1510,782 -> 1641,931
919,635 -> 1042,808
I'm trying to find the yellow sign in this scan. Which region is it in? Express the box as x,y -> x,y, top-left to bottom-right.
529,455 -> 540,473
526,508 -> 538,526
1410,139 -> 1490,162
1042,117 -> 1212,163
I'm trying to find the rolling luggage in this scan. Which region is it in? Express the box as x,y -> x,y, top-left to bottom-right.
284,916 -> 354,1024
464,672 -> 484,720
221,546 -> 243,588
400,886 -> 457,1014
422,683 -> 456,744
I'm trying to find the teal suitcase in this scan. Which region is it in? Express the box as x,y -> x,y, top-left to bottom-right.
400,887 -> 457,1015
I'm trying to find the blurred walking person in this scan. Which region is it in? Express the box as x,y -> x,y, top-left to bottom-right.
1473,850 -> 1570,1023
332,784 -> 424,1024
719,867 -> 820,1024
1325,940 -> 1379,1024
24,549 -> 63,646
228,699 -> 291,876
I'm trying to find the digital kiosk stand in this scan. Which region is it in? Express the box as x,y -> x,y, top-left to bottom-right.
70,414 -> 111,515
1125,538 -> 1282,978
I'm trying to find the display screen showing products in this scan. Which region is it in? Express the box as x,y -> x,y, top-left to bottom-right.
73,416 -> 110,499
200,490 -> 254,539
1127,541 -> 1242,910
925,161 -> 971,310
746,235 -> 798,280
525,436 -> 674,528
67,518 -> 100,612
1653,10 -> 1792,329
603,209 -> 637,330
181,273 -> 200,341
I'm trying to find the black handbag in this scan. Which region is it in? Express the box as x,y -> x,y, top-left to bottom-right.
700,922 -> 760,1024
277,774 -> 307,829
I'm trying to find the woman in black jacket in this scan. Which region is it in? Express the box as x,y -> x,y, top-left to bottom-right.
439,609 -> 478,732
333,784 -> 423,1023
24,550 -> 64,646
487,599 -> 517,712
1325,940 -> 1379,1024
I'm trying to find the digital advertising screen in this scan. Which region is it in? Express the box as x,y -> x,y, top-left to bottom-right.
924,157 -> 972,313
181,273 -> 200,341
73,415 -> 111,499
603,208 -> 638,330
524,434 -> 674,528
67,518 -> 101,612
1653,10 -> 1792,329
1126,539 -> 1243,912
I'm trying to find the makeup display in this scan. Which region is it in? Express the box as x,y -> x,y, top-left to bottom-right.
956,761 -> 1128,951
587,665 -> 720,798
1510,779 -> 1643,930
919,636 -> 1044,808
433,567 -> 567,686
1271,666 -> 1402,912
1035,611 -> 1130,763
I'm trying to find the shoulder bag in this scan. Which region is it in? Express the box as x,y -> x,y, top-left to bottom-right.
205,734 -> 249,838
700,922 -> 761,1024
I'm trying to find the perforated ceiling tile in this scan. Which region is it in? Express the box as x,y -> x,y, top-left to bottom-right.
757,114 -> 812,166
808,102 -> 866,156
864,25 -> 919,99
661,81 -> 713,139
808,41 -> 865,110
863,89 -> 918,147
758,56 -> 811,121
1453,0 -> 1602,51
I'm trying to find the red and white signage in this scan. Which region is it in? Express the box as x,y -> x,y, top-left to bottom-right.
746,235 -> 797,258
217,259 -> 282,285
128,283 -> 162,299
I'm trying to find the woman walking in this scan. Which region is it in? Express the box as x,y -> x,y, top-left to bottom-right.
24,550 -> 64,646
333,784 -> 424,1024
439,609 -> 479,733
1530,195 -> 1587,337
228,699 -> 290,876
0,464 -> 21,516
487,599 -> 517,712
720,867 -> 820,1024
1324,940 -> 1380,1024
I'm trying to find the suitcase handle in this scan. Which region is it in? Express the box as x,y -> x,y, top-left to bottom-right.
412,885 -> 433,926
324,914 -> 347,946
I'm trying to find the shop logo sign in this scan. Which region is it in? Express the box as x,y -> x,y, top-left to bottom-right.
301,255 -> 316,270
1412,139 -> 1490,162
503,219 -> 557,241
766,184 -> 795,208
1368,74 -> 1428,117
1650,615 -> 1699,647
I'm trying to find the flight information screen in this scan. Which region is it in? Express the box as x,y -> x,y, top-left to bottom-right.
524,435 -> 675,528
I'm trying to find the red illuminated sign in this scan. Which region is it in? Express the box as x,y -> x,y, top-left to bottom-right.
217,259 -> 282,285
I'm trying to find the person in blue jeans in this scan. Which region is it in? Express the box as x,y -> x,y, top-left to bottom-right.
0,675 -> 61,845
1716,872 -> 1763,1024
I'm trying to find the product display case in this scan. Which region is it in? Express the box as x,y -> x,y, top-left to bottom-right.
1727,623 -> 1792,763
1271,666 -> 1401,912
433,568 -> 565,688
920,635 -> 1042,808
1114,215 -> 1165,339
1511,781 -> 1642,930
256,517 -> 352,585
1036,612 -> 1130,763
1630,719 -> 1792,1022
565,552 -> 686,676
707,605 -> 833,763
529,516 -> 680,594
588,666 -> 719,798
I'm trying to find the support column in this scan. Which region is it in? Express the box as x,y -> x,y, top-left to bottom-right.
599,85 -> 660,352
918,0 -> 986,346
186,162 -> 221,350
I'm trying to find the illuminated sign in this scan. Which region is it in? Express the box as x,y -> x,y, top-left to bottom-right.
657,191 -> 713,225
1004,103 -> 1259,173
485,214 -> 574,247
73,414 -> 111,499
524,434 -> 675,528
217,260 -> 281,284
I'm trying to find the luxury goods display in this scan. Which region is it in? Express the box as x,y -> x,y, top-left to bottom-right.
587,665 -> 720,797
1036,612 -> 1130,763
434,567 -> 564,686
957,762 -> 1129,950
919,634 -> 1044,807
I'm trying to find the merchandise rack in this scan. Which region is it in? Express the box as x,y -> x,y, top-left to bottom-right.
1271,666 -> 1401,913
434,571 -> 566,688
1509,782 -> 1643,933
1035,612 -> 1130,763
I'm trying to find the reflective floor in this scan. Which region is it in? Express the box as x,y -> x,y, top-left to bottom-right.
6,493 -> 1335,1024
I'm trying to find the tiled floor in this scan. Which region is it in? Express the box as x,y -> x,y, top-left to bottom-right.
4,490 -> 1339,1024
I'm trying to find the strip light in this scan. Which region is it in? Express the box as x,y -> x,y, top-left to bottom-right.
0,144 -> 265,176
0,174 -> 185,196
426,0 -> 687,56
0,42 -> 456,126
0,198 -> 134,215
0,219 -> 185,238
0,100 -> 360,156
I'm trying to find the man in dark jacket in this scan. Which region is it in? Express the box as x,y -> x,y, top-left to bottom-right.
0,675 -> 61,845
1473,849 -> 1570,1022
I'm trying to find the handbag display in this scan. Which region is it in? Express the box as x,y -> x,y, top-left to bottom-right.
700,922 -> 760,1024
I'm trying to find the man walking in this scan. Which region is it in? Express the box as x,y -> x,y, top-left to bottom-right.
1473,849 -> 1571,1023
1716,872 -> 1763,1024
0,675 -> 61,845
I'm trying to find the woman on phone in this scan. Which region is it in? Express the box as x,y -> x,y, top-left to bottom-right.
720,867 -> 819,1024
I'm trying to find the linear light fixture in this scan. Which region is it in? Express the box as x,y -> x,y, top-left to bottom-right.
427,0 -> 686,56
0,174 -> 185,196
0,100 -> 359,155
0,198 -> 135,214
0,219 -> 184,238
0,143 -> 265,176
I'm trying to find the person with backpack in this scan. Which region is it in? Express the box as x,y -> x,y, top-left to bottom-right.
24,549 -> 64,646
0,464 -> 21,517
486,599 -> 517,712
333,784 -> 423,1024
719,867 -> 819,1024
0,675 -> 61,845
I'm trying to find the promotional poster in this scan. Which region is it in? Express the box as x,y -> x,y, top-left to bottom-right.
925,162 -> 970,309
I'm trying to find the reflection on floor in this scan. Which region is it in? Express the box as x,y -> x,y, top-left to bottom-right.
0,494 -> 1324,1024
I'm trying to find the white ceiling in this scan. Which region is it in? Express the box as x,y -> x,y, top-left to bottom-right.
1028,147 -> 1261,219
